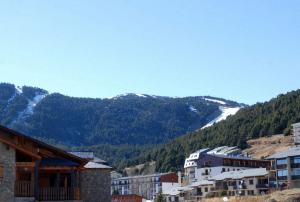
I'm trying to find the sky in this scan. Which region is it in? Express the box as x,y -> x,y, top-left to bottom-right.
0,0 -> 299,104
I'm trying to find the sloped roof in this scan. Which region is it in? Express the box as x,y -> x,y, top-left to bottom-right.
0,125 -> 87,165
189,179 -> 214,187
212,168 -> 268,181
267,146 -> 300,159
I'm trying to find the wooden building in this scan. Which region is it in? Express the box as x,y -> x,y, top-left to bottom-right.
0,125 -> 111,202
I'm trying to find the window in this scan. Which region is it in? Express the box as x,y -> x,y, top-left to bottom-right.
276,159 -> 287,165
249,179 -> 254,185
0,166 -> 3,179
204,187 -> 208,192
294,157 -> 300,164
292,168 -> 300,176
277,169 -> 288,177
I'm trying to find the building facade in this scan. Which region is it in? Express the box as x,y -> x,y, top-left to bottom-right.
292,122 -> 300,145
112,172 -> 178,200
163,168 -> 269,202
184,146 -> 270,184
268,146 -> 300,189
0,125 -> 111,202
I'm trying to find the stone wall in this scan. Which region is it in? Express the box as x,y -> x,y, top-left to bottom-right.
80,169 -> 111,202
0,142 -> 16,202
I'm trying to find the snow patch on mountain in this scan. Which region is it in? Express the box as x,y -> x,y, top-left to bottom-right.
189,105 -> 198,113
13,92 -> 47,123
204,98 -> 226,105
113,93 -> 149,99
16,86 -> 23,94
3,86 -> 23,114
201,106 -> 241,129
135,94 -> 147,98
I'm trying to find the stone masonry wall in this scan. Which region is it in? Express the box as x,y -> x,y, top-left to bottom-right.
0,142 -> 16,202
81,169 -> 111,202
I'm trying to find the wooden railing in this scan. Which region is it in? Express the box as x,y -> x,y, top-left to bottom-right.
15,181 -> 34,197
39,187 -> 81,201
15,181 -> 80,201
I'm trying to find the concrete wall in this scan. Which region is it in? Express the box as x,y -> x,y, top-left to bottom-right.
0,142 -> 16,202
81,169 -> 111,202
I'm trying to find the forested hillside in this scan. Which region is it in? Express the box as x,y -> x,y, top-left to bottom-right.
123,89 -> 300,172
0,83 -> 243,146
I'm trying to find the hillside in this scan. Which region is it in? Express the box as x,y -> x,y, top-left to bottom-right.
243,134 -> 294,159
0,83 -> 244,146
0,82 -> 246,168
126,89 -> 300,172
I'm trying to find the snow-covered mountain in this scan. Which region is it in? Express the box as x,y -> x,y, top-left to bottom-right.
0,83 -> 246,146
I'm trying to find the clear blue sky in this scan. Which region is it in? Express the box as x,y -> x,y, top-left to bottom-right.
0,0 -> 299,104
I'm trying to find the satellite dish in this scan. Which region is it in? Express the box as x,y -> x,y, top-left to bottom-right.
223,196 -> 229,201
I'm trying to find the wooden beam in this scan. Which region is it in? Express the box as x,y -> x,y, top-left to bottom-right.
39,166 -> 78,171
0,137 -> 41,159
16,162 -> 36,167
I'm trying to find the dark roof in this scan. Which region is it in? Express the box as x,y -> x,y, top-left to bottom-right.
0,125 -> 87,165
41,158 -> 80,167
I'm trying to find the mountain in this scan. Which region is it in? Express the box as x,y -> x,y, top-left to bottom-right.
0,83 -> 245,147
127,89 -> 300,172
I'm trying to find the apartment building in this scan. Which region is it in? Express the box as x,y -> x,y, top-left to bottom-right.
267,146 -> 300,189
162,168 -> 269,201
184,146 -> 270,184
112,172 -> 178,200
212,168 -> 269,197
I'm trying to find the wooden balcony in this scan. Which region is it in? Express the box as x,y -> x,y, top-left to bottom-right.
39,187 -> 81,201
15,181 -> 34,197
15,181 -> 81,201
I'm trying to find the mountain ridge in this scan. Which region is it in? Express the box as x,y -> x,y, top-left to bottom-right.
0,82 -> 245,147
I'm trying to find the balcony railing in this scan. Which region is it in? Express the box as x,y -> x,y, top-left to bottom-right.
39,187 -> 80,201
15,181 -> 34,197
276,164 -> 287,169
291,175 -> 300,180
15,181 -> 80,201
256,184 -> 269,189
291,163 -> 300,168
233,185 -> 247,190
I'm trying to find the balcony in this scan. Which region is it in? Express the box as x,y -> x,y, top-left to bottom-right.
15,181 -> 81,201
291,175 -> 300,180
291,163 -> 300,168
15,181 -> 34,197
277,176 -> 287,181
256,184 -> 269,189
276,164 -> 287,169
39,187 -> 81,201
233,185 -> 247,190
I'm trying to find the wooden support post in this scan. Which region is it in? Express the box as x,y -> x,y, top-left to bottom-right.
34,160 -> 40,200
56,173 -> 60,188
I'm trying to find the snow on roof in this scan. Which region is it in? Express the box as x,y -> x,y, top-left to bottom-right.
69,151 -> 94,159
212,168 -> 268,181
292,122 -> 300,127
177,186 -> 194,192
113,173 -> 170,180
189,180 -> 214,187
267,146 -> 300,159
84,161 -> 112,169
